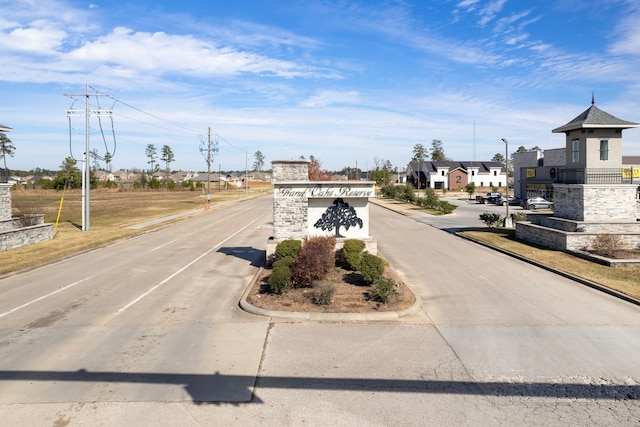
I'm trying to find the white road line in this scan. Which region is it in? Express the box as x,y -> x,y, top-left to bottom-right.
114,216 -> 261,315
0,276 -> 94,318
151,239 -> 178,252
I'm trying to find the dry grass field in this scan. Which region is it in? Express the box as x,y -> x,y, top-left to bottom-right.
1,183 -> 272,276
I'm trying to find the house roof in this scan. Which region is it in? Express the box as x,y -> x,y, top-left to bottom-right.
622,156 -> 640,165
0,123 -> 12,132
552,100 -> 639,133
408,160 -> 503,173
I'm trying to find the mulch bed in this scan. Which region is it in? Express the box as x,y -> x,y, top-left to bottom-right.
245,267 -> 416,313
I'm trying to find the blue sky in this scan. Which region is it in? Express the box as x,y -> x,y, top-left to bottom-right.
1,0 -> 640,173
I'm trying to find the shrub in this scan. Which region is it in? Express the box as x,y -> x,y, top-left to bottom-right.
359,252 -> 386,284
311,280 -> 336,305
479,212 -> 502,228
513,211 -> 527,222
272,256 -> 295,269
590,234 -> 622,257
437,200 -> 457,214
368,277 -> 400,304
400,185 -> 416,203
268,265 -> 291,294
342,239 -> 365,270
379,184 -> 400,199
291,236 -> 336,288
465,182 -> 476,199
275,239 -> 302,260
423,187 -> 439,208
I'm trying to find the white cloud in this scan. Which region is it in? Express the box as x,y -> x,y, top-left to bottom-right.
608,3 -> 640,56
505,33 -> 529,46
64,27 -> 317,78
0,20 -> 68,53
477,0 -> 508,26
300,90 -> 361,108
456,0 -> 481,12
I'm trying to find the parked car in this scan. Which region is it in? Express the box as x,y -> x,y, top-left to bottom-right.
495,195 -> 521,206
521,197 -> 553,210
475,192 -> 502,204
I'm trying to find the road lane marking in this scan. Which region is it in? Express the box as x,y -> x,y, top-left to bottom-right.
151,239 -> 178,252
0,276 -> 94,319
114,216 -> 261,315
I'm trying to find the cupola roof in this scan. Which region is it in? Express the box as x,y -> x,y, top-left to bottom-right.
552,96 -> 638,133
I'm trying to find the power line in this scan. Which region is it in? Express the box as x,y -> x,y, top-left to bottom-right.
91,86 -> 202,135
216,133 -> 246,154
90,87 -> 250,162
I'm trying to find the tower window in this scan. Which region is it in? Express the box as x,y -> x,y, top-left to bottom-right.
600,140 -> 609,161
572,139 -> 579,163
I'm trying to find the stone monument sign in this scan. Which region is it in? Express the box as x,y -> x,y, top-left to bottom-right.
267,159 -> 377,258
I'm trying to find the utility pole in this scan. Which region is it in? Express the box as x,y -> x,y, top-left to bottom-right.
199,127 -> 218,206
502,138 -> 512,227
245,152 -> 248,196
64,84 -> 111,231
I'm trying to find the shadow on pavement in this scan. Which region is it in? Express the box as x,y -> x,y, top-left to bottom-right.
217,246 -> 266,267
1,370 -> 638,404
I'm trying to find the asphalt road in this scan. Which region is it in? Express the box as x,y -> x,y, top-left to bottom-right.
0,196 -> 639,426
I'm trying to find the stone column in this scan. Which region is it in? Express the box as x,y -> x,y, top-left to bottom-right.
272,160 -> 310,240
0,184 -> 11,221
272,159 -> 310,182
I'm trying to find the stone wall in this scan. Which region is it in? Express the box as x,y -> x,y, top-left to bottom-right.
0,183 -> 54,251
553,184 -> 638,221
515,221 -> 640,252
0,215 -> 46,231
527,213 -> 640,234
0,223 -> 54,251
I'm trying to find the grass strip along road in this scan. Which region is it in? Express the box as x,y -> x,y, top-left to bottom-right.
1,185 -> 271,276
459,228 -> 640,302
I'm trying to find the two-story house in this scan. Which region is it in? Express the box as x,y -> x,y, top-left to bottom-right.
406,160 -> 506,190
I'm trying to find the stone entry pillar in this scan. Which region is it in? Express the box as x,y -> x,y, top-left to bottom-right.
0,184 -> 11,222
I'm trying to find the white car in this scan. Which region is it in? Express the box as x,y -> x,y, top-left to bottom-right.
521,197 -> 553,210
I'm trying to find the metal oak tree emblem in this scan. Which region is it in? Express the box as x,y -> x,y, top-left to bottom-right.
314,198 -> 363,237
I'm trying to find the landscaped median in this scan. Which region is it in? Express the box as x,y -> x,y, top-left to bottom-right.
240,236 -> 421,321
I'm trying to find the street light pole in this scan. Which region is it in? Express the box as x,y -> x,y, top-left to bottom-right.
501,138 -> 510,225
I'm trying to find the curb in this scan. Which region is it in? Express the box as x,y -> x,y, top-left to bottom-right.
375,197 -> 640,308
239,267 -> 423,321
458,233 -> 640,307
